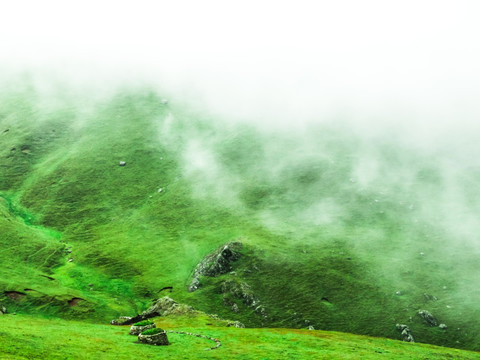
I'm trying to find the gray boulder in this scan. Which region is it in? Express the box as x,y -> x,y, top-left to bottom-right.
417,310 -> 438,326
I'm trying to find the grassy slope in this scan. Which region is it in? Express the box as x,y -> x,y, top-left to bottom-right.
1,86 -> 480,355
1,313 -> 479,360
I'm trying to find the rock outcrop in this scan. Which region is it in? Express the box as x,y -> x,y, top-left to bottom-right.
396,324 -> 415,342
142,296 -> 194,317
188,242 -> 243,292
111,296 -> 194,325
417,310 -> 438,326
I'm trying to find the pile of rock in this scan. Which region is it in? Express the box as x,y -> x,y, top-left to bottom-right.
110,297 -> 194,326
396,324 -> 415,342
138,328 -> 169,346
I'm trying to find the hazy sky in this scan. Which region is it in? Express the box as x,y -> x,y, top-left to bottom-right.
1,1 -> 480,133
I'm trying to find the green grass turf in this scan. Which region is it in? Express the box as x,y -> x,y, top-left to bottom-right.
1,313 -> 479,360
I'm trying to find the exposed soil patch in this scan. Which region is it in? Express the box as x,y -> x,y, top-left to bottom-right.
40,275 -> 55,281
68,297 -> 85,307
4,291 -> 27,300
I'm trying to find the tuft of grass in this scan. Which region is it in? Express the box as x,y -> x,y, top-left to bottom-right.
141,327 -> 165,335
133,320 -> 154,327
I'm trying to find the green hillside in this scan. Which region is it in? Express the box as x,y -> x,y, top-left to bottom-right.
1,82 -> 480,358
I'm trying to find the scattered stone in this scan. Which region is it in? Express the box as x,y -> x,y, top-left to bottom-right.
439,323 -> 447,330
188,241 -> 243,292
226,321 -> 245,328
161,99 -> 169,105
119,161 -> 126,166
68,259 -> 73,263
158,188 -> 163,193
395,291 -> 402,296
396,324 -> 415,342
129,323 -> 156,335
417,310 -> 438,326
222,280 -> 260,308
424,293 -> 438,301
88,283 -> 93,287
419,252 -> 425,256
308,325 -> 315,330
0,303 -> 6,314
138,329 -> 169,346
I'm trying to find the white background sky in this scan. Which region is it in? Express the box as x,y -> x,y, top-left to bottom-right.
1,1 -> 480,135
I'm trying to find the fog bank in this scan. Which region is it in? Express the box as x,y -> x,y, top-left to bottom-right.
1,1 -> 480,143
